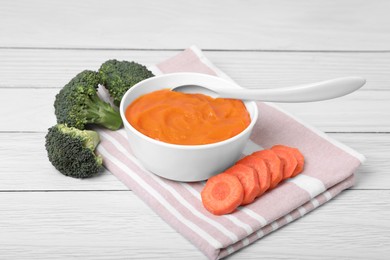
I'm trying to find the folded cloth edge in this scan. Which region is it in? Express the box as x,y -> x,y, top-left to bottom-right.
217,174 -> 355,259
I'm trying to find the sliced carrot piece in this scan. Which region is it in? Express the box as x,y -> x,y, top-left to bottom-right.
271,147 -> 298,180
236,155 -> 270,196
252,149 -> 283,189
201,173 -> 244,215
272,145 -> 304,177
225,164 -> 260,205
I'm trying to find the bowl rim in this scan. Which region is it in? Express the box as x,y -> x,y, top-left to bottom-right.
119,72 -> 258,150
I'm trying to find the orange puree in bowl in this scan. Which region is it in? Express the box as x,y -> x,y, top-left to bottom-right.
125,89 -> 251,145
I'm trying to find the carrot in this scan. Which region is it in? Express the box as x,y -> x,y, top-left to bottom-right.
201,173 -> 244,215
271,147 -> 298,180
252,149 -> 283,189
201,145 -> 305,215
236,155 -> 270,196
225,164 -> 260,205
272,145 -> 304,177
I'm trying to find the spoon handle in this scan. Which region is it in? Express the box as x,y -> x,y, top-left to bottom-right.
217,77 -> 366,102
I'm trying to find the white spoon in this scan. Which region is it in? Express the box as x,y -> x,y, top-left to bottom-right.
173,77 -> 366,102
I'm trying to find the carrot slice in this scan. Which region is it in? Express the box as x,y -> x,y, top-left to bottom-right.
272,145 -> 304,177
201,173 -> 244,215
236,155 -> 270,196
225,164 -> 260,205
252,149 -> 283,189
271,147 -> 298,180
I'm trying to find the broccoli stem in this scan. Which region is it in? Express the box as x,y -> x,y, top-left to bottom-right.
78,129 -> 103,166
83,130 -> 101,150
96,104 -> 122,130
86,95 -> 123,130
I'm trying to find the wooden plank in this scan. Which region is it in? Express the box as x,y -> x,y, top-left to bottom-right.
276,89 -> 390,132
0,132 -> 126,191
0,0 -> 389,51
0,49 -> 173,88
0,49 -> 389,90
329,133 -> 389,190
0,88 -> 387,132
0,190 -> 388,259
0,191 -> 204,259
0,132 -> 387,191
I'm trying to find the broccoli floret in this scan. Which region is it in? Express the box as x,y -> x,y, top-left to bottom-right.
45,124 -> 103,178
99,59 -> 154,106
54,70 -> 122,130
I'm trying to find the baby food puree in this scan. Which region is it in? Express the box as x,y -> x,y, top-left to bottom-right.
125,89 -> 251,145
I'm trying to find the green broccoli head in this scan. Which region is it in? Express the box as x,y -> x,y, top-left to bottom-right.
45,124 -> 103,178
54,70 -> 122,130
99,59 -> 154,106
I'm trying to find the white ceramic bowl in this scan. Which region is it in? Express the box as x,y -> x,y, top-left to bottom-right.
119,73 -> 258,182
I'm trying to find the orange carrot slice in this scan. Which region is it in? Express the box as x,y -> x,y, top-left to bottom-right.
271,147 -> 298,180
225,164 -> 260,205
236,155 -> 270,196
272,145 -> 304,177
252,149 -> 283,189
201,173 -> 244,215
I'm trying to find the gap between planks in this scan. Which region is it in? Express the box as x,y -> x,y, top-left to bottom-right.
1,46 -> 390,53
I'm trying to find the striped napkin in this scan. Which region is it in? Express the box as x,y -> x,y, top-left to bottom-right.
96,46 -> 365,260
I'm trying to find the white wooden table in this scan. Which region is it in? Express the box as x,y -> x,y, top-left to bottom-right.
1,0 -> 389,259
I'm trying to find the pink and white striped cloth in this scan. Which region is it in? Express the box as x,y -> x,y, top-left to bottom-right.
96,46 -> 365,260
